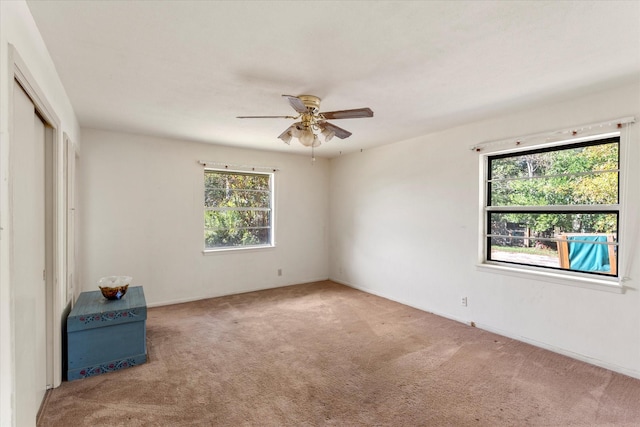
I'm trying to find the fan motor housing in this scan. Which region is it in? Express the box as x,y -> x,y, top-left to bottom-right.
298,95 -> 321,113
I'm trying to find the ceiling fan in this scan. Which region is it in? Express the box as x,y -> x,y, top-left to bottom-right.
237,95 -> 374,147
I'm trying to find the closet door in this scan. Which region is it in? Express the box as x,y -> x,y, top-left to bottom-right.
12,79 -> 48,426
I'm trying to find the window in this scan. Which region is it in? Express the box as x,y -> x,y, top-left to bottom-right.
484,136 -> 619,277
204,169 -> 274,250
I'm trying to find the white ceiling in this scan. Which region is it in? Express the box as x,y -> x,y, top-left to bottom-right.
27,1 -> 640,158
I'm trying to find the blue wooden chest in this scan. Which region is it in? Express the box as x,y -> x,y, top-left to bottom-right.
67,286 -> 147,381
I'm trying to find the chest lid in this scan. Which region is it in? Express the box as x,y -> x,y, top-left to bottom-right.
68,286 -> 147,332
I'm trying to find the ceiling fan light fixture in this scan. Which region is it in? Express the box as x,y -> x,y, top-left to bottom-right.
279,131 -> 293,145
237,94 -> 373,150
291,125 -> 303,138
321,128 -> 335,142
299,129 -> 315,147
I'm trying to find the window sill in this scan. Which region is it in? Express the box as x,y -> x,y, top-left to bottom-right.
476,262 -> 625,294
202,244 -> 275,255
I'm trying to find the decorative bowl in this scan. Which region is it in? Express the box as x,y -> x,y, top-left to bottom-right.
98,276 -> 132,300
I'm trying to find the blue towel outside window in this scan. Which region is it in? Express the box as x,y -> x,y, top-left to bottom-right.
567,235 -> 611,273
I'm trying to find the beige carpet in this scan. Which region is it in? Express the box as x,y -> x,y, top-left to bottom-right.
39,281 -> 640,426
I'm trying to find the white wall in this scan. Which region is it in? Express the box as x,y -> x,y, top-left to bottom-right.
329,80 -> 640,378
79,129 -> 329,306
1,1 -> 81,426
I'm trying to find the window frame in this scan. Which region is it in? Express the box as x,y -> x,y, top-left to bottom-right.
203,167 -> 275,253
479,132 -> 625,291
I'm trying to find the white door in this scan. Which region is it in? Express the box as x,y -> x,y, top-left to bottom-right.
13,79 -> 48,426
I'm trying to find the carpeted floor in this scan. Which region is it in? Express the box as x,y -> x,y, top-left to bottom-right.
38,281 -> 640,426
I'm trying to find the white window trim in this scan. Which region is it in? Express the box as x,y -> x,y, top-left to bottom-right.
202,245 -> 276,255
476,121 -> 635,293
202,165 -> 276,253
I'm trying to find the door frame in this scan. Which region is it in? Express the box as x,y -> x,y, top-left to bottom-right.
64,132 -> 79,304
5,45 -> 66,399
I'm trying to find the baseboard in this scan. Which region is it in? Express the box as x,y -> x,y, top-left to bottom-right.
331,278 -> 470,325
147,277 -> 330,308
475,323 -> 640,380
331,277 -> 640,381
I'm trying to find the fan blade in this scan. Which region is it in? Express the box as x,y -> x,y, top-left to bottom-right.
237,115 -> 297,119
282,95 -> 308,114
319,121 -> 352,139
320,108 -> 373,120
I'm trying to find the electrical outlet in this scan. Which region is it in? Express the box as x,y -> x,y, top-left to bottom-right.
461,297 -> 468,307
277,269 -> 282,276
